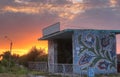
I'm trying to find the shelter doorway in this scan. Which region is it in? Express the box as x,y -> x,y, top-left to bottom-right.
56,39 -> 73,64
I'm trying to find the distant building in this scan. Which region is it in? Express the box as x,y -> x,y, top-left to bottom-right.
39,22 -> 120,74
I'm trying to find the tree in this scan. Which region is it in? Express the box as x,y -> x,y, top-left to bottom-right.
0,51 -> 20,67
19,47 -> 48,67
2,51 -> 11,60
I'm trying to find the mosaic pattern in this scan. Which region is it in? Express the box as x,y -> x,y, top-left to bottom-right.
73,30 -> 117,74
98,60 -> 110,70
79,52 -> 95,65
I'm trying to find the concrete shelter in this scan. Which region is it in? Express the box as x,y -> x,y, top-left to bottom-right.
39,22 -> 120,74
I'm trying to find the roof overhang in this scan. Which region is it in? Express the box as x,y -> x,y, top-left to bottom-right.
38,29 -> 73,40
110,30 -> 120,34
38,29 -> 120,40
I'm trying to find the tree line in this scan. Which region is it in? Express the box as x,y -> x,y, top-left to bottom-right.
0,46 -> 48,67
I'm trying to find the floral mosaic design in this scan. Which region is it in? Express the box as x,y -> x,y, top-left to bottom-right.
79,52 -> 95,65
84,34 -> 95,47
98,60 -> 110,70
74,30 -> 117,74
101,36 -> 110,47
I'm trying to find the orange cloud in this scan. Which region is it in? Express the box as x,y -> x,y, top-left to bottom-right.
110,0 -> 118,7
2,1 -> 120,20
14,0 -> 30,4
2,3 -> 86,20
1,0 -> 120,55
3,6 -> 40,14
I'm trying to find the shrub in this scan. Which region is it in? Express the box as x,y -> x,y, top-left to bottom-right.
0,65 -> 6,73
10,65 -> 28,74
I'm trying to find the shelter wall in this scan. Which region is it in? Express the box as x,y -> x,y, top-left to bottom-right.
48,40 -> 57,72
73,30 -> 117,74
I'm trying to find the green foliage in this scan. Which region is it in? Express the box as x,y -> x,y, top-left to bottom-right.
0,59 -> 9,67
0,64 -> 7,73
19,47 -> 48,67
0,51 -> 19,67
10,66 -> 28,74
0,63 -> 28,74
0,47 -> 47,73
2,51 -> 11,60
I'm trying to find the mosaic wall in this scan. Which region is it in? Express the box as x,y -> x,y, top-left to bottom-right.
73,30 -> 117,74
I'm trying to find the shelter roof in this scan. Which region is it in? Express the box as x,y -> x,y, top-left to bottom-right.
39,29 -> 120,40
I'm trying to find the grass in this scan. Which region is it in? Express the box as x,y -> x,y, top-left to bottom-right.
0,72 -> 120,77
0,72 -> 63,77
0,73 -> 27,77
10,66 -> 28,74
30,71 -> 120,77
30,71 -> 63,77
0,66 -> 120,77
29,71 -> 120,77
0,64 -> 29,77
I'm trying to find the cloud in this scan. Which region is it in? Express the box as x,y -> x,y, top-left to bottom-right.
0,0 -> 120,53
3,6 -> 40,14
0,0 -> 120,29
0,0 -> 14,7
61,7 -> 120,30
1,0 -> 120,18
1,2 -> 87,20
14,0 -> 30,4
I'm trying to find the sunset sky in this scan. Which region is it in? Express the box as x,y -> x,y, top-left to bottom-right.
0,0 -> 120,55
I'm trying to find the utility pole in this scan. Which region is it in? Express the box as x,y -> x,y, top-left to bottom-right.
5,36 -> 13,71
10,41 -> 13,54
5,36 -> 13,52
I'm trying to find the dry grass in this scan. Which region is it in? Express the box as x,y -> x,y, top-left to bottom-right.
0,73 -> 27,77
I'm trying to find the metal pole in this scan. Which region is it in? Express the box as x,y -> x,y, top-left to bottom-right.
9,41 -> 12,69
10,42 -> 12,53
63,64 -> 65,77
5,36 -> 13,71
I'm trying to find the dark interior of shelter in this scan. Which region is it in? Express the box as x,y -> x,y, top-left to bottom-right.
117,54 -> 120,72
57,39 -> 73,64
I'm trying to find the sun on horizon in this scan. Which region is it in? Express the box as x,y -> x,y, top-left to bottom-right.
0,40 -> 48,56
